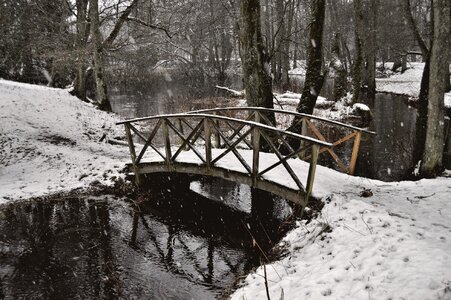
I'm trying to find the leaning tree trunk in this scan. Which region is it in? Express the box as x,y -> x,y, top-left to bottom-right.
239,0 -> 275,123
420,0 -> 450,177
295,0 -> 326,114
90,0 -> 111,111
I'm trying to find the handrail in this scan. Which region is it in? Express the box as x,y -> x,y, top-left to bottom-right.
188,107 -> 376,135
118,111 -> 330,206
117,113 -> 333,148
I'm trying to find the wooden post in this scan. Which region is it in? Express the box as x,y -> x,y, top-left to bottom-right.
124,123 -> 141,186
162,118 -> 172,168
204,118 -> 212,168
252,113 -> 260,185
305,143 -> 319,205
213,112 -> 220,148
299,117 -> 307,159
177,118 -> 187,150
349,131 -> 362,175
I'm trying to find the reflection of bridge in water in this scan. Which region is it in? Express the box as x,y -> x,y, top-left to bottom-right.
129,186 -> 284,290
118,107 -> 375,207
0,191 -> 283,298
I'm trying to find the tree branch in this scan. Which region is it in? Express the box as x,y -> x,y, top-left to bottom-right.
125,17 -> 172,38
402,0 -> 429,56
102,0 -> 139,49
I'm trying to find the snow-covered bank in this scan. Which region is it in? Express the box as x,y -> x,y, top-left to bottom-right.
231,173 -> 451,300
0,79 -> 128,203
376,62 -> 424,97
376,62 -> 451,108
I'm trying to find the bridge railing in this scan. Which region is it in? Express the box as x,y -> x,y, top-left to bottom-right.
189,107 -> 376,175
117,112 -> 332,204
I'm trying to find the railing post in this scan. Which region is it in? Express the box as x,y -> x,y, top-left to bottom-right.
252,112 -> 260,185
349,131 -> 362,175
305,143 -> 319,205
177,118 -> 187,150
204,118 -> 212,168
124,123 -> 141,186
213,112 -> 221,148
299,117 -> 307,159
162,118 -> 172,169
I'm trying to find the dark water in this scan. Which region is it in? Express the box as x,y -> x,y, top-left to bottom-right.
356,93 -> 417,181
0,179 -> 291,299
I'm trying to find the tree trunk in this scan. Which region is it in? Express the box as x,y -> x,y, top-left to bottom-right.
420,0 -> 450,177
352,0 -> 364,103
239,0 -> 275,122
363,0 -> 378,96
73,0 -> 89,101
90,0 -> 111,111
295,0 -> 326,114
401,0 -> 429,58
331,33 -> 347,101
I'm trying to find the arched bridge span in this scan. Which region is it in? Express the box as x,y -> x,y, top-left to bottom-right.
117,107 -> 375,207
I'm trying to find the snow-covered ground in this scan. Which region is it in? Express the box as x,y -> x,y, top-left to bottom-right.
376,62 -> 451,108
0,79 -> 128,203
1,79 -> 450,299
231,171 -> 451,299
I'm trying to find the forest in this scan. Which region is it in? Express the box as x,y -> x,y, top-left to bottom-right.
1,0 -> 449,176
0,0 -> 450,299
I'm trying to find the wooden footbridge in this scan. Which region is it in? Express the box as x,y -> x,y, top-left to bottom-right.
117,107 -> 375,207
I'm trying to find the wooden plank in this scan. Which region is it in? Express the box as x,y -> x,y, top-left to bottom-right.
223,117 -> 253,149
252,112 -> 260,184
349,131 -> 362,175
124,123 -> 140,186
136,119 -> 162,163
305,119 -> 348,173
259,131 -> 305,191
162,118 -> 172,168
177,118 -> 188,150
167,119 -> 206,164
213,112 -> 221,148
304,131 -> 357,160
185,107 -> 376,135
204,118 -> 212,168
211,124 -> 254,174
305,144 -> 319,205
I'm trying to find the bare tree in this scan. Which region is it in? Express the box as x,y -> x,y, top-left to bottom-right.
295,0 -> 326,114
239,0 -> 275,118
420,0 -> 450,177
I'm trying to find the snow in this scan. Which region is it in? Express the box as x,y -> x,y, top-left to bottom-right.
231,175 -> 451,300
137,147 -> 451,300
1,79 -> 451,299
376,62 -> 424,97
0,79 -> 128,203
376,62 -> 451,109
352,103 -> 370,112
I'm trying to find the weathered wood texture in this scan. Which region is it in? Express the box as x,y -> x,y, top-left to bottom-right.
118,108 -> 374,206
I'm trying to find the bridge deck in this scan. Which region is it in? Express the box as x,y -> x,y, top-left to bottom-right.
134,147 -> 355,205
118,108 -> 375,207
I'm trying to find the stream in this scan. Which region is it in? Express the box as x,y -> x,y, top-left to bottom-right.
0,179 -> 292,299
